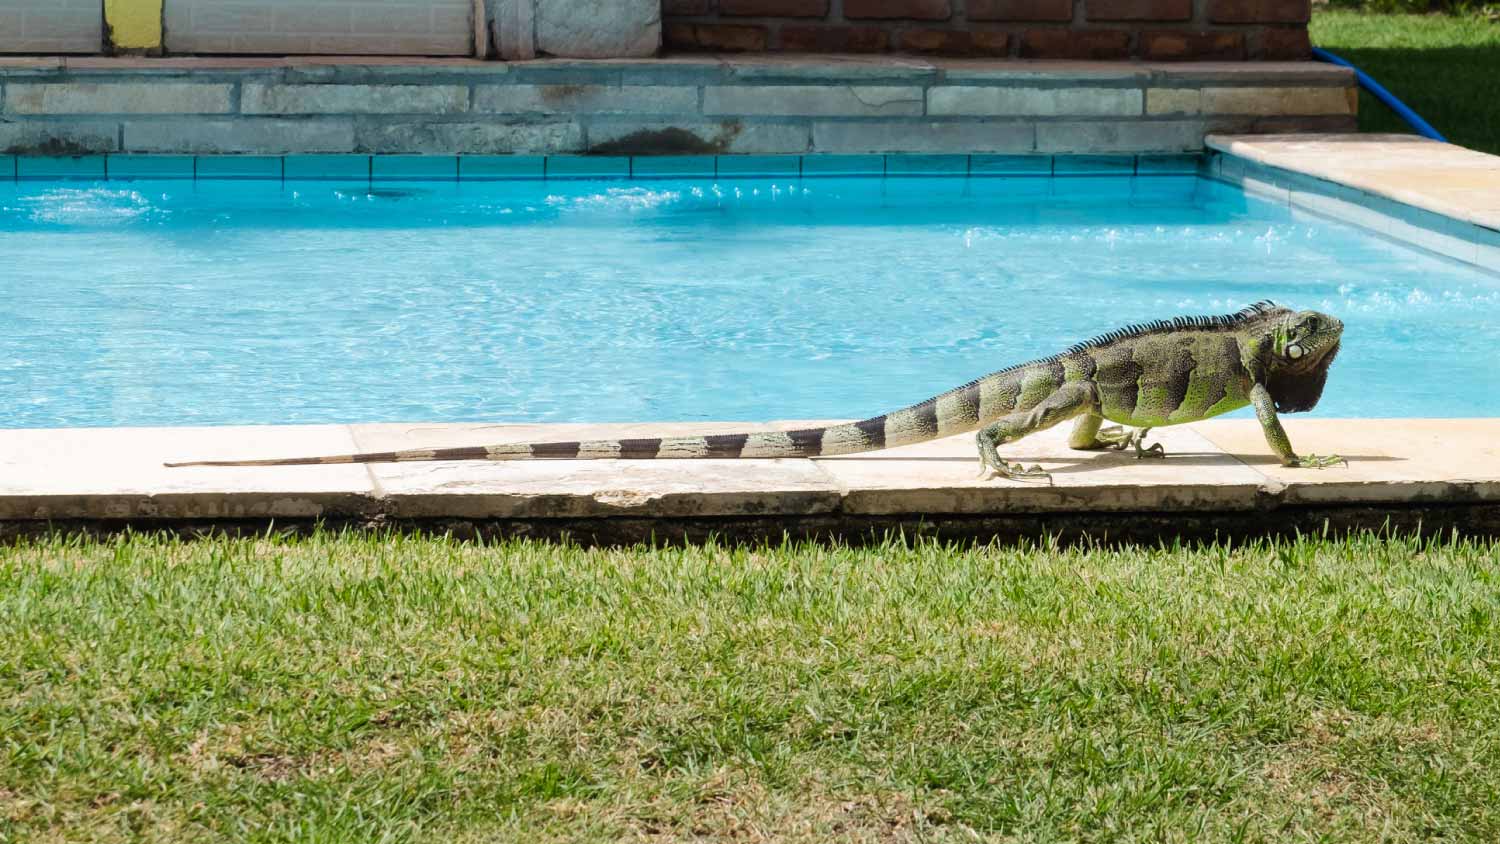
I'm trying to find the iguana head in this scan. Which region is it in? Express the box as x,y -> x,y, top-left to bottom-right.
1264,309 -> 1343,413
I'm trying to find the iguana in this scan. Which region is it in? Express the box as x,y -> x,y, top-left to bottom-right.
167,301 -> 1345,481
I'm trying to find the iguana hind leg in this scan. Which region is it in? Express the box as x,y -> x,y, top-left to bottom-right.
977,382 -> 1095,483
1068,415 -> 1165,459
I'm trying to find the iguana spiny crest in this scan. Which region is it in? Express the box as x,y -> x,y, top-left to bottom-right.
168,301 -> 1345,483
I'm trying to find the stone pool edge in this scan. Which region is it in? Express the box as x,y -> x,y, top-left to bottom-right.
1205,133 -> 1500,273
3,418 -> 1497,541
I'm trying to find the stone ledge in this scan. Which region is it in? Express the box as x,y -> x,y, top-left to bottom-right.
1207,133 -> 1500,234
3,419 -> 1496,528
0,57 -> 1354,155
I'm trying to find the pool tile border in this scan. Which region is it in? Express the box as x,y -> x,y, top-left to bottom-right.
0,152 -> 1225,183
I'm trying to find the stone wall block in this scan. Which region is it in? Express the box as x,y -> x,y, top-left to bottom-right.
4,83 -> 233,115
0,0 -> 102,54
242,84 -> 470,115
163,0 -> 474,56
585,121 -> 811,154
1201,86 -> 1353,116
356,120 -> 584,153
123,119 -> 357,153
703,85 -> 924,117
474,85 -> 699,115
534,0 -> 661,58
0,120 -> 119,154
1036,120 -> 1204,153
1146,87 -> 1202,115
813,121 -> 1034,153
928,86 -> 1143,117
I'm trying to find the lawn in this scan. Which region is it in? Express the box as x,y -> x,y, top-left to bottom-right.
1311,10 -> 1500,155
3,531 -> 1499,842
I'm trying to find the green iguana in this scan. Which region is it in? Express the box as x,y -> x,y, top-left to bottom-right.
167,301 -> 1345,482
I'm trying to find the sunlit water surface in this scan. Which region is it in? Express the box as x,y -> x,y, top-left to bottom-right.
2,175 -> 1497,428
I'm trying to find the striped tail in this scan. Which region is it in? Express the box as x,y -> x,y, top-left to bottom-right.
164,373 -> 1012,468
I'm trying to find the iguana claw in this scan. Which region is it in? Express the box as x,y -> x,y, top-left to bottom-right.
976,461 -> 1053,485
1099,425 -> 1166,459
1288,453 -> 1347,469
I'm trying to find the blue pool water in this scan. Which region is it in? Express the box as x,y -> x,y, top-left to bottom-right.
2,175 -> 1497,428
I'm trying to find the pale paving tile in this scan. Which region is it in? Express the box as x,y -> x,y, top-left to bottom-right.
1192,419 -> 1500,505
0,425 -> 373,520
781,420 -> 1264,515
351,422 -> 843,519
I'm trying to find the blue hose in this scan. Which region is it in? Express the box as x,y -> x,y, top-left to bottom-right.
1311,46 -> 1446,142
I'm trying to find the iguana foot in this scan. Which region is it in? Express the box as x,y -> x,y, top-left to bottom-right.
1098,426 -> 1166,459
976,461 -> 1053,485
1286,453 -> 1347,469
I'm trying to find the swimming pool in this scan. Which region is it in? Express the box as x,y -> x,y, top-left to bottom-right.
2,173 -> 1497,429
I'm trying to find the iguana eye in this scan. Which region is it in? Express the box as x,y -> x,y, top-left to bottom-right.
1305,317 -> 1321,332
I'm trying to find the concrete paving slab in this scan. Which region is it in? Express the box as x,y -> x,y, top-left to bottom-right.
2,419 -> 1497,533
351,422 -> 843,519
797,421 -> 1266,515
1193,418 -> 1500,505
0,425 -> 374,520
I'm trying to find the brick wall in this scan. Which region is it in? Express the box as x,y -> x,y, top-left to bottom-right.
0,0 -> 103,54
663,0 -> 1311,60
162,0 -> 475,56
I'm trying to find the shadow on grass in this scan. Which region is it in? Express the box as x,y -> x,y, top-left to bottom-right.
1316,45 -> 1500,154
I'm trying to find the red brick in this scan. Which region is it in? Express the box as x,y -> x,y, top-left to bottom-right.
1087,0 -> 1191,21
898,28 -> 1010,55
779,25 -> 891,51
844,0 -> 952,20
662,0 -> 712,14
968,0 -> 1073,21
1208,0 -> 1309,23
721,0 -> 830,16
1019,28 -> 1130,59
1141,30 -> 1245,59
1254,26 -> 1312,59
664,23 -> 771,51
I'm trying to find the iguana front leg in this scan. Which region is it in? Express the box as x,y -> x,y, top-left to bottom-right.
1250,383 -> 1345,468
1068,415 -> 1165,459
977,382 -> 1095,483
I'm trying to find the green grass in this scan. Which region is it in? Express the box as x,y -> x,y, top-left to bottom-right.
3,531 -> 1500,842
1311,10 -> 1500,154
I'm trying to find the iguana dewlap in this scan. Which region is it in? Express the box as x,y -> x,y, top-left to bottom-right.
168,301 -> 1345,481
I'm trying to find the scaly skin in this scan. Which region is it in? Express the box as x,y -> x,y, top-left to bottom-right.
167,302 -> 1346,482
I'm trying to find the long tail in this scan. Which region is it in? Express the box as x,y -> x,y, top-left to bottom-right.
165,374 -> 1012,468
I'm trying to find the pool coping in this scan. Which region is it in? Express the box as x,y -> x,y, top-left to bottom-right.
4,419 -> 1498,541
1205,133 -> 1500,273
